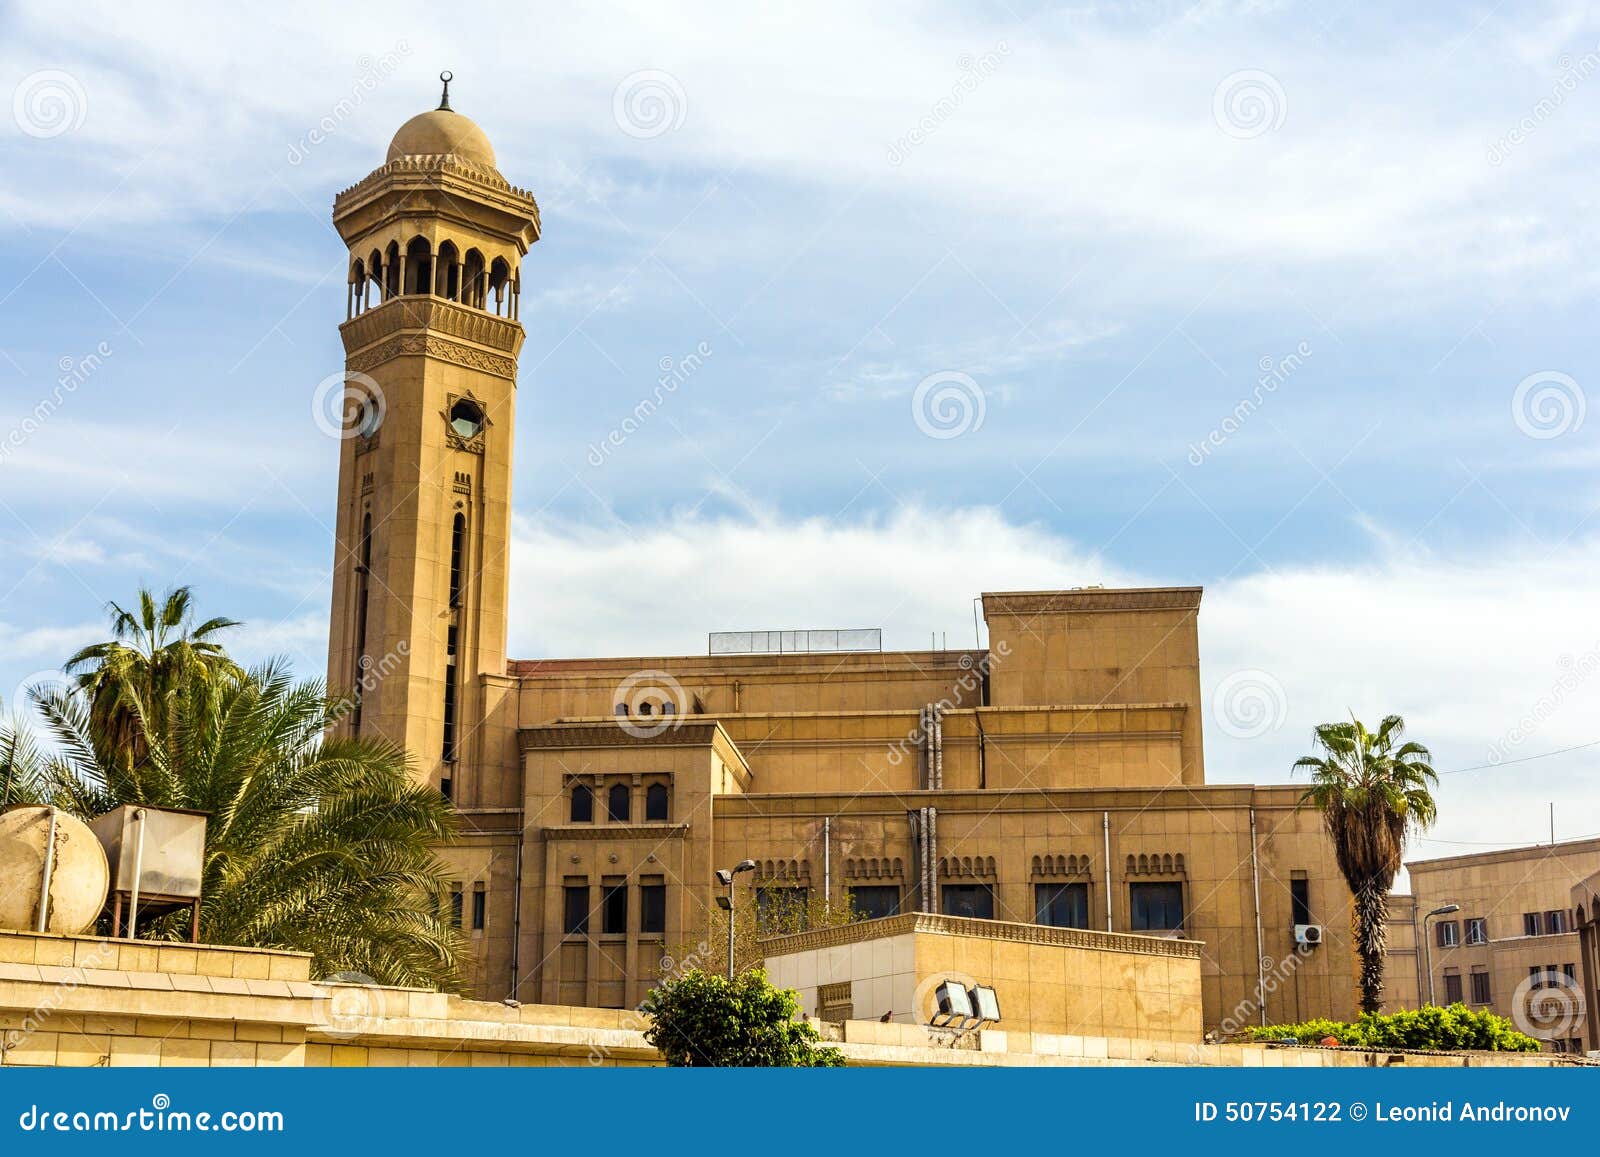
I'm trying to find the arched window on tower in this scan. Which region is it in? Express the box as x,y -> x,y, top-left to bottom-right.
384,241 -> 401,299
489,257 -> 512,317
570,783 -> 593,824
436,240 -> 461,301
448,513 -> 466,608
404,236 -> 432,296
607,783 -> 631,823
351,512 -> 373,732
367,248 -> 383,307
348,259 -> 365,318
462,249 -> 486,309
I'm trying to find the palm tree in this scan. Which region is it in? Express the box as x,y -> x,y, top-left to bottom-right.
63,586 -> 240,790
18,660 -> 463,990
1294,714 -> 1438,1015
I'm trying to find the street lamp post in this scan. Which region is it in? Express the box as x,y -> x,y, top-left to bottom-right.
714,859 -> 757,981
1422,903 -> 1461,1006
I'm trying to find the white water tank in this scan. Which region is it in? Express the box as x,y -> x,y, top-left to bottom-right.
0,805 -> 110,934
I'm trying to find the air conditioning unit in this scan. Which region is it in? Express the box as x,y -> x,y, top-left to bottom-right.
1294,923 -> 1324,946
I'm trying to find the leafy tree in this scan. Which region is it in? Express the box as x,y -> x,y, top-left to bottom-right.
6,586 -> 463,990
642,968 -> 845,1067
1252,1005 -> 1540,1052
1294,714 -> 1438,1015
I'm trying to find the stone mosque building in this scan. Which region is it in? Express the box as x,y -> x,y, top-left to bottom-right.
324,80 -> 1359,1032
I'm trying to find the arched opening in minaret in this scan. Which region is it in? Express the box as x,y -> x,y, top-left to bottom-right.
383,240 -> 401,299
366,248 -> 384,308
489,257 -> 512,317
348,258 -> 366,318
448,512 -> 466,607
436,240 -> 461,301
462,248 -> 486,309
352,511 -> 373,733
404,236 -> 432,296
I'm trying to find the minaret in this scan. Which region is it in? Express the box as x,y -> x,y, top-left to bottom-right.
325,74 -> 539,801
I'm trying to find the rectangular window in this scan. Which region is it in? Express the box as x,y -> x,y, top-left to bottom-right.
640,881 -> 666,935
1443,972 -> 1463,1004
755,887 -> 811,934
1465,917 -> 1486,946
563,884 -> 589,936
1564,963 -> 1577,984
1530,964 -> 1545,990
1436,920 -> 1459,948
1547,910 -> 1568,935
1524,912 -> 1543,937
1129,882 -> 1184,932
1290,875 -> 1311,926
940,884 -> 995,921
848,885 -> 901,921
1035,882 -> 1090,929
602,882 -> 628,935
471,886 -> 486,931
448,887 -> 463,929
1470,970 -> 1491,1004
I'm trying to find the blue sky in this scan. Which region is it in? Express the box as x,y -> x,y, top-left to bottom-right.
2,1 -> 1599,857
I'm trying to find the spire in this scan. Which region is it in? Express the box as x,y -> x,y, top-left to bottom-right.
437,70 -> 453,111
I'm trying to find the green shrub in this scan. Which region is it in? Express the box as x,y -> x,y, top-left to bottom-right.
641,968 -> 846,1067
1250,1004 -> 1541,1052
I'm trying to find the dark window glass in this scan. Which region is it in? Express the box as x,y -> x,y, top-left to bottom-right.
1547,910 -> 1567,934
1035,882 -> 1090,928
1130,882 -> 1184,932
471,888 -> 486,931
602,884 -> 627,935
1290,877 -> 1311,926
448,514 -> 466,607
448,888 -> 463,929
1437,920 -> 1459,948
848,885 -> 900,921
614,703 -> 627,716
607,783 -> 630,822
1465,917 -> 1486,945
441,673 -> 457,762
570,784 -> 593,824
756,887 -> 811,934
645,783 -> 669,822
563,885 -> 589,935
1443,972 -> 1463,1004
941,884 -> 995,921
1525,912 -> 1543,936
640,883 -> 666,935
1470,971 -> 1491,1004
1564,963 -> 1577,983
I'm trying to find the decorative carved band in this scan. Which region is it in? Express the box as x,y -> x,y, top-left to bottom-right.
1032,854 -> 1093,878
982,587 -> 1203,615
540,823 -> 689,841
843,856 -> 904,880
346,334 -> 518,381
759,911 -> 1202,959
1125,852 -> 1187,876
754,858 -> 810,882
341,296 -> 523,355
938,855 -> 997,879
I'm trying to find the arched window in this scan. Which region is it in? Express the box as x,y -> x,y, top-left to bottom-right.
404,236 -> 432,295
448,513 -> 466,607
489,257 -> 512,316
570,783 -> 593,824
436,240 -> 461,300
645,783 -> 669,822
607,783 -> 631,823
659,701 -> 675,715
462,249 -> 486,308
384,241 -> 401,299
351,512 -> 373,732
613,703 -> 628,716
